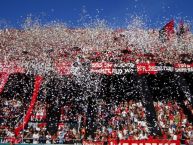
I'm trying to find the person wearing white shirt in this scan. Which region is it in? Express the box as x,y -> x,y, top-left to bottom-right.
46,133 -> 51,144
122,110 -> 127,117
5,128 -> 14,137
32,131 -> 39,144
172,133 -> 177,140
139,132 -> 148,140
118,131 -> 123,140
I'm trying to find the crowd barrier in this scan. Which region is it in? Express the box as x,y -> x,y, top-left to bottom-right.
0,137 -> 82,145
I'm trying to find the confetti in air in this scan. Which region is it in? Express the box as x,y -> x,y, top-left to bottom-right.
0,14 -> 193,144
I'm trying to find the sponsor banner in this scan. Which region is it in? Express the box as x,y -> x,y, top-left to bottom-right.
113,63 -> 135,75
109,139 -> 180,145
174,63 -> 193,72
137,63 -> 157,75
83,140 -> 104,145
90,62 -> 113,75
55,61 -> 72,75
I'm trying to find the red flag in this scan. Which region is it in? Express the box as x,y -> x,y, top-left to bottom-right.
164,19 -> 175,34
159,19 -> 175,41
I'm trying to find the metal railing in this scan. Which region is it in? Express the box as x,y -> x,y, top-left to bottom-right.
0,137 -> 82,144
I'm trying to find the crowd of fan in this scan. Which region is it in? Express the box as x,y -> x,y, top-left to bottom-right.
0,20 -> 193,75
184,99 -> 193,115
0,21 -> 193,144
30,101 -> 46,122
93,100 -> 149,141
0,97 -> 23,129
0,97 -> 23,143
154,100 -> 193,144
0,97 -> 192,144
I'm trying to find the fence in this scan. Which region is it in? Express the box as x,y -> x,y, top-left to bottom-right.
0,137 -> 81,145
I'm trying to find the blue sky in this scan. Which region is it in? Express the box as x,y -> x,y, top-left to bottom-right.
0,0 -> 193,29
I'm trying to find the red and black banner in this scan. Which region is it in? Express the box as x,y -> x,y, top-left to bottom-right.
83,139 -> 180,145
1,61 -> 193,77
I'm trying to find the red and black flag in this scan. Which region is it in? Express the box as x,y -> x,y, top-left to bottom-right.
159,19 -> 175,42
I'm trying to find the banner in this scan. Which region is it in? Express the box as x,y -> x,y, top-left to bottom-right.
108,139 -> 180,145
174,63 -> 193,72
154,64 -> 174,72
113,63 -> 135,75
90,62 -> 113,75
137,63 -> 157,75
82,140 -> 180,145
1,61 -> 193,76
83,140 -> 104,145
